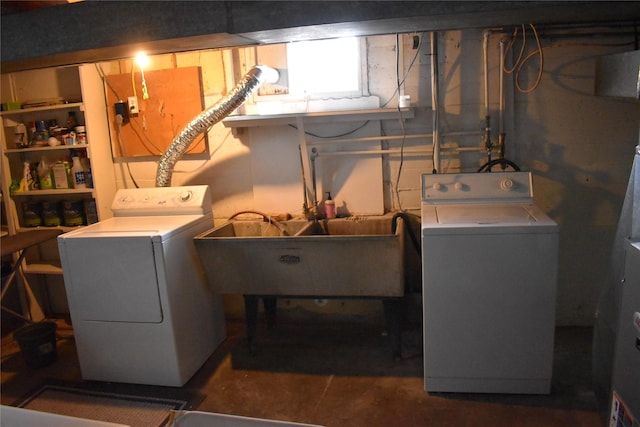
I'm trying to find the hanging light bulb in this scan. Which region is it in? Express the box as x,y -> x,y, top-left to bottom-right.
135,52 -> 150,69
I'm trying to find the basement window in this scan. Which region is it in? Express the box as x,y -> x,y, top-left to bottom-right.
287,37 -> 362,97
255,37 -> 366,103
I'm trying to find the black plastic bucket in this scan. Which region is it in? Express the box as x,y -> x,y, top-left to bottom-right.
13,321 -> 57,368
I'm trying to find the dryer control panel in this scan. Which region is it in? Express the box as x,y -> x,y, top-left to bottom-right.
111,185 -> 212,216
422,172 -> 533,203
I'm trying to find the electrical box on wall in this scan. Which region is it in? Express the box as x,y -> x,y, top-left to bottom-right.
114,101 -> 129,123
128,96 -> 139,115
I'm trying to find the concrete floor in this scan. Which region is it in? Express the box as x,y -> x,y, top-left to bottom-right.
1,316 -> 603,427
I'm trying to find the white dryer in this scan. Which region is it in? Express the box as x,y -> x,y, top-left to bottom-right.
58,186 -> 226,386
421,172 -> 558,394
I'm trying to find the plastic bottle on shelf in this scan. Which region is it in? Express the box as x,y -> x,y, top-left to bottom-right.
74,126 -> 87,144
22,201 -> 42,226
71,155 -> 87,189
63,200 -> 85,226
41,201 -> 62,226
66,111 -> 77,130
52,161 -> 70,189
80,157 -> 93,188
84,199 -> 98,224
38,157 -> 54,189
22,162 -> 33,192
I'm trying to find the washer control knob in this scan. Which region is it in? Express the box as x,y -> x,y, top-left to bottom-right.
500,178 -> 514,191
633,312 -> 640,334
454,182 -> 464,191
432,183 -> 443,191
179,191 -> 193,202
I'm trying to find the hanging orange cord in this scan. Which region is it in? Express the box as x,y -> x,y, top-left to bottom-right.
503,25 -> 527,75
503,24 -> 544,94
130,65 -> 137,99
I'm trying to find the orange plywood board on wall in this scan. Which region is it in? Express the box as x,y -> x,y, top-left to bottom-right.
106,66 -> 206,157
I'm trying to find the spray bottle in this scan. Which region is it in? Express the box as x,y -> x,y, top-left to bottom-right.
71,154 -> 87,189
324,192 -> 336,219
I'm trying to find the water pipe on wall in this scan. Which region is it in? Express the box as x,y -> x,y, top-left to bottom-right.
498,37 -> 506,158
430,32 -> 441,174
482,30 -> 493,164
308,145 -> 488,158
478,29 -> 522,172
305,131 -> 483,146
155,65 -> 279,187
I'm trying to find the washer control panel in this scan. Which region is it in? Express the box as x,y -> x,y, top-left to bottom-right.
422,172 -> 533,203
111,185 -> 212,216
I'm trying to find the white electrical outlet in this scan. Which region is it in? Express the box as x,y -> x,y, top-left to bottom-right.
128,96 -> 139,115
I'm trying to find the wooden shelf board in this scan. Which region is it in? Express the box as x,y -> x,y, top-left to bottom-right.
23,262 -> 63,275
5,143 -> 89,154
0,102 -> 83,117
11,189 -> 94,197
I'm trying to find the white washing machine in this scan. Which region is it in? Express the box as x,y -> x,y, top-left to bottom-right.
421,172 -> 558,394
608,239 -> 640,426
58,185 -> 226,387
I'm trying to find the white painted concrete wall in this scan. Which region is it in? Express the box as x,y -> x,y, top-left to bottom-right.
17,28 -> 636,326
508,37 -> 640,325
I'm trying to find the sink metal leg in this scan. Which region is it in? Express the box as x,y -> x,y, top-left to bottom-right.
383,298 -> 403,360
243,295 -> 259,354
263,297 -> 277,329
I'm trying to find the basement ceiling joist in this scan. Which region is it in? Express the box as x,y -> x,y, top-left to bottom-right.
1,1 -> 639,73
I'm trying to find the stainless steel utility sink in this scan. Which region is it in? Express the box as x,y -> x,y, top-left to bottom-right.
194,214 -> 406,297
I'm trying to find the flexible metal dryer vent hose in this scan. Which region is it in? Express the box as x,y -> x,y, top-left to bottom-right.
156,65 -> 279,187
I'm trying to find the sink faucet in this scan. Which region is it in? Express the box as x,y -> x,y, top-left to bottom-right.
310,148 -> 320,221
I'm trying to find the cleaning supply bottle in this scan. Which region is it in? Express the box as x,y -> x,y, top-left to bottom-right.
324,192 -> 336,219
81,157 -> 93,188
22,162 -> 33,192
52,161 -> 69,189
71,155 -> 87,189
38,156 -> 54,189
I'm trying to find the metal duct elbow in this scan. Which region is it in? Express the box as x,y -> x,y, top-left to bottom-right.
155,65 -> 279,187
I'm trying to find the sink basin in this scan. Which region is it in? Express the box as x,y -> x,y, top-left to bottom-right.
194,214 -> 406,297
